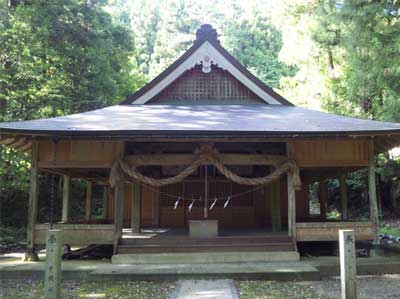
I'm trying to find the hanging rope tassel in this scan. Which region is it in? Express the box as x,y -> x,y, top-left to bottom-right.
209,198 -> 218,210
223,196 -> 231,208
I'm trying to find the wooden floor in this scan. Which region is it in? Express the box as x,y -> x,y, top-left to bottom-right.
117,228 -> 295,254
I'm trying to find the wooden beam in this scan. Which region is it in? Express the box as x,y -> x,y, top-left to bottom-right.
113,141 -> 125,254
131,182 -> 141,233
85,181 -> 93,222
125,153 -> 286,166
9,137 -> 26,148
38,161 -> 112,169
61,175 -> 70,223
24,140 -> 39,261
369,140 -> 379,244
319,180 -> 328,220
152,188 -> 160,227
287,142 -> 296,238
339,174 -> 348,220
102,186 -> 109,219
270,181 -> 281,232
0,137 -> 15,145
113,181 -> 124,254
16,141 -> 32,152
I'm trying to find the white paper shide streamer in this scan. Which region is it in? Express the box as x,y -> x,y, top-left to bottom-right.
223,196 -> 231,208
209,198 -> 218,210
188,198 -> 196,212
174,197 -> 180,210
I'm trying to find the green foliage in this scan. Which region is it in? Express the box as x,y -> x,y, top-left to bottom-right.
0,0 -> 145,227
117,1 -> 294,87
224,13 -> 297,88
0,0 -> 145,119
379,222 -> 400,239
0,226 -> 26,244
290,0 -> 400,121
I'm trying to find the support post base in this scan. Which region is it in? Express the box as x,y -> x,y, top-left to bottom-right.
23,247 -> 39,262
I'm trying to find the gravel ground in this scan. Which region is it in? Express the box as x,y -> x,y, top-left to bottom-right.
1,275 -> 400,299
308,275 -> 400,299
237,275 -> 400,299
236,280 -> 331,299
0,279 -> 175,299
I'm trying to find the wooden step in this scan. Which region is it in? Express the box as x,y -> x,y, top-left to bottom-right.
117,246 -> 294,254
118,233 -> 296,254
117,243 -> 294,253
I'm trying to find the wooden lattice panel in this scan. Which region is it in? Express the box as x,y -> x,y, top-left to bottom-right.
159,179 -> 258,228
149,65 -> 264,104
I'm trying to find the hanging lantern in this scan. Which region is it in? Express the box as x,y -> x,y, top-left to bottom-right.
223,196 -> 231,209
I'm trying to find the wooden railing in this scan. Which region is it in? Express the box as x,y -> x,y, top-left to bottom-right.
34,223 -> 115,246
296,221 -> 374,242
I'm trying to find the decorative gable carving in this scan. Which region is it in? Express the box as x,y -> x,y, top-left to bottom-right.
149,64 -> 264,104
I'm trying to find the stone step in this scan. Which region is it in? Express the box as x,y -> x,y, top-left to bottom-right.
111,251 -> 300,264
117,243 -> 294,254
120,236 -> 292,245
90,262 -> 320,281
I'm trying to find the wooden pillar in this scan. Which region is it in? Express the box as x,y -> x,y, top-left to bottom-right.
131,182 -> 141,233
102,186 -> 109,219
369,140 -> 379,244
339,229 -> 357,299
61,175 -> 70,223
270,181 -> 281,232
152,188 -> 160,227
85,181 -> 93,222
113,180 -> 124,254
113,141 -> 125,254
287,172 -> 296,237
319,180 -> 328,220
287,142 -> 296,238
24,140 -> 39,261
339,174 -> 348,220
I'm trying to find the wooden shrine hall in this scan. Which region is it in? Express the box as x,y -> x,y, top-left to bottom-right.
2,24 -> 400,262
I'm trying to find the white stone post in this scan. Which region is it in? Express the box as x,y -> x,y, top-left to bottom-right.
339,229 -> 357,299
44,229 -> 63,299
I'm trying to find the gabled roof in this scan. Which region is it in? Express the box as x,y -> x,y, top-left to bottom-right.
2,24 -> 400,155
2,105 -> 400,136
120,24 -> 293,106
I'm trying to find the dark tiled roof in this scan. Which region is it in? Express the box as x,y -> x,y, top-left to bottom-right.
1,105 -> 400,137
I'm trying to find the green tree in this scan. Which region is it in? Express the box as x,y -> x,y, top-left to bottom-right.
287,0 -> 400,121
0,0 -> 145,227
0,0 -> 145,121
224,13 -> 297,88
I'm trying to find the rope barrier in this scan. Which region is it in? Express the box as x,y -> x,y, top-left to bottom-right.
142,181 -> 266,202
110,145 -> 301,190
